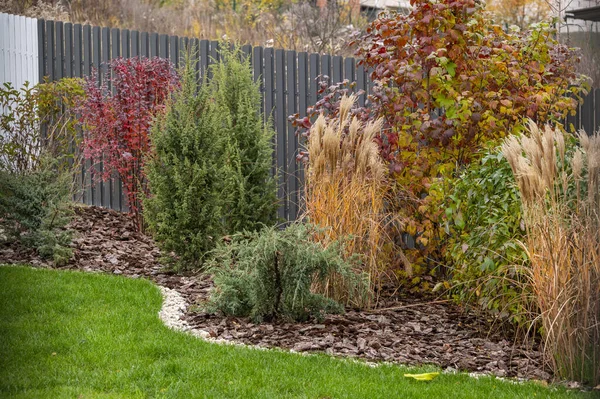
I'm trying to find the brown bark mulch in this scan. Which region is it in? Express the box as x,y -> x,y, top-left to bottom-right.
0,204 -> 551,381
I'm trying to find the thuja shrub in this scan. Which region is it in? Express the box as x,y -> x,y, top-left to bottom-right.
207,224 -> 367,322
502,122 -> 600,385
209,46 -> 278,233
79,57 -> 179,230
145,47 -> 277,269
144,61 -> 224,269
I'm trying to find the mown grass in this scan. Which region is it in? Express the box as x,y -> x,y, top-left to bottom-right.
0,265 -> 593,398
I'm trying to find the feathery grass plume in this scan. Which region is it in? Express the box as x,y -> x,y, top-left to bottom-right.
501,121 -> 600,385
304,94 -> 403,308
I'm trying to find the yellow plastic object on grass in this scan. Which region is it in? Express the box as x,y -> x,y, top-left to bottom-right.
404,372 -> 440,381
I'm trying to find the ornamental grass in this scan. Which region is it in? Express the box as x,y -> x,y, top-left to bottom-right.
502,121 -> 600,385
305,94 -> 404,308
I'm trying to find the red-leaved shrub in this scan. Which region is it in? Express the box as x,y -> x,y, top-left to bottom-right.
79,57 -> 179,229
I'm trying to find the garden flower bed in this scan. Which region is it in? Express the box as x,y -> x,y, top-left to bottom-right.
0,204 -> 551,382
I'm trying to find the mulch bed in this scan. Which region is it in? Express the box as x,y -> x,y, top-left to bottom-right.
0,204 -> 551,381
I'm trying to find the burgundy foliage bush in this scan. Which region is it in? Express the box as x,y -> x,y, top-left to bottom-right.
79,57 -> 179,229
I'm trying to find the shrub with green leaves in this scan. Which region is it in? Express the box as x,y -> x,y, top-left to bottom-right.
443,149 -> 527,323
0,78 -> 84,174
207,224 -> 367,322
443,136 -> 580,326
0,158 -> 74,265
145,47 -> 277,269
0,79 -> 81,265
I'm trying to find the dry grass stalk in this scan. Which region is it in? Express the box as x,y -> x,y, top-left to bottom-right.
501,121 -> 600,385
305,94 -> 399,308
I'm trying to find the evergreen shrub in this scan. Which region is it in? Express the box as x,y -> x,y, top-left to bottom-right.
207,224 -> 367,322
145,46 -> 277,269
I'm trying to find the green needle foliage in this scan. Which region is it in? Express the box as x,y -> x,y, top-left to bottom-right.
145,46 -> 277,270
212,45 -> 278,233
144,59 -> 224,269
207,224 -> 368,322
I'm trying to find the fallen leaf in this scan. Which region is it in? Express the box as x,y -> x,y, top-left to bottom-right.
404,372 -> 440,381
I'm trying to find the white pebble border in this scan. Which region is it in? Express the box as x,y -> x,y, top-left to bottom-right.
155,284 -> 541,386
155,284 -> 596,391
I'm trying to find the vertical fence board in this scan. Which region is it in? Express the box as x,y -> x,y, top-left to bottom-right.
131,30 -> 139,58
0,14 -> 5,84
73,24 -> 82,77
275,49 -> 287,221
209,40 -> 219,78
169,35 -> 178,67
199,40 -> 209,79
332,55 -> 342,84
141,32 -> 149,57
581,90 -> 594,135
11,16 -> 19,86
1,14 -> 9,84
321,54 -> 331,84
64,23 -> 73,77
111,28 -> 120,59
16,16 -> 24,86
45,21 -> 54,81
159,34 -> 168,59
309,53 -> 319,105
55,21 -> 63,80
252,46 -> 264,116
99,27 -> 111,208
37,19 -> 45,82
178,37 -> 189,66
111,28 -> 122,211
210,40 -> 219,64
264,47 -> 275,177
27,18 -> 39,85
286,50 -> 298,222
344,57 -> 355,88
297,52 -> 308,215
356,65 -> 366,105
83,25 -> 93,204
72,23 -> 83,203
241,44 -> 251,62
149,33 -> 159,58
121,29 -> 130,59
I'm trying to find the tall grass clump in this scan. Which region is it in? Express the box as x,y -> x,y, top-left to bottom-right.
502,121 -> 600,385
305,94 -> 399,308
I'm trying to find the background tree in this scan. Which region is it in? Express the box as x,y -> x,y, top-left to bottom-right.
486,0 -> 552,29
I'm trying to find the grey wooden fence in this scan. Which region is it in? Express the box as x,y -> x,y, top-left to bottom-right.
36,19 -> 372,222
33,18 -> 600,222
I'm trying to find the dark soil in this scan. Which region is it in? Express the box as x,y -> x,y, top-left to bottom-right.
0,204 -> 551,381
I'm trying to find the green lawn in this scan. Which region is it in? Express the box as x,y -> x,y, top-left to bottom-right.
0,266 -> 592,399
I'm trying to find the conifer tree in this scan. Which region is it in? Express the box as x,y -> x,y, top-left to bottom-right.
145,47 -> 278,269
144,58 -> 224,269
208,46 -> 278,233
